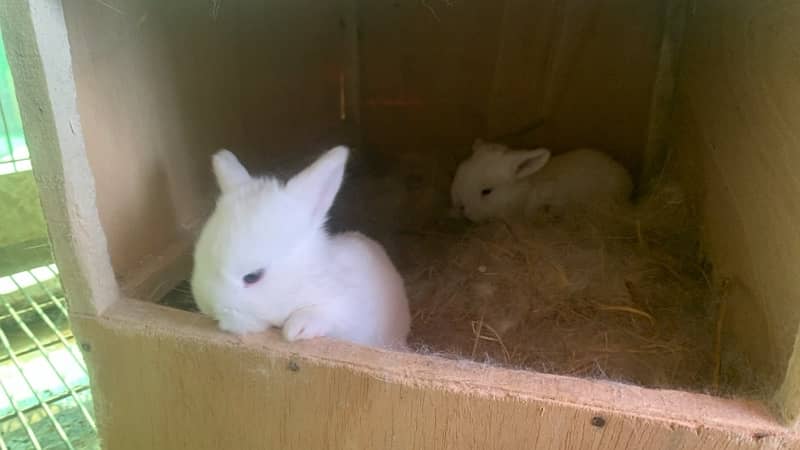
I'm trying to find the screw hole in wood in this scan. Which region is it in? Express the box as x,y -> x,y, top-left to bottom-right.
591,416 -> 606,428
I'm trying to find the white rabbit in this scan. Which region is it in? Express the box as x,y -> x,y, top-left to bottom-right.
451,139 -> 633,222
191,146 -> 411,349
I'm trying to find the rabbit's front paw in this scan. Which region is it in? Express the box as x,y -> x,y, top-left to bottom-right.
282,308 -> 330,342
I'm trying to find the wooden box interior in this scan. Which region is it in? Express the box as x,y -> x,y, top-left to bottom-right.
3,0 -> 800,447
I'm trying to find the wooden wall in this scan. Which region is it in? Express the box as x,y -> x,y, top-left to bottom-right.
671,0 -> 800,422
6,0 -> 800,440
61,0 -> 354,280
56,0 -> 668,280
0,0 -> 120,315
359,0 -> 667,175
73,300 -> 796,449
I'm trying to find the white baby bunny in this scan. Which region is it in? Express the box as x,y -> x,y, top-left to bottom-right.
191,146 -> 411,349
451,139 -> 633,222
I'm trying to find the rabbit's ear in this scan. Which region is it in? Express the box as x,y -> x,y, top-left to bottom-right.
472,138 -> 487,153
504,149 -> 551,179
212,150 -> 252,193
286,146 -> 349,224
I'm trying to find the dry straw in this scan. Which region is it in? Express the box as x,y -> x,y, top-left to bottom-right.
333,150 -> 719,392
161,148 -> 764,395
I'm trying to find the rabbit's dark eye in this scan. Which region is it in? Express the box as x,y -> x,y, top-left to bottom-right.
481,188 -> 493,197
243,269 -> 265,285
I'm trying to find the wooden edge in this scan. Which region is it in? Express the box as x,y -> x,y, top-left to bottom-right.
638,0 -> 689,195
344,0 -> 361,141
118,236 -> 194,302
777,331 -> 800,428
0,0 -> 120,316
88,298 -> 797,442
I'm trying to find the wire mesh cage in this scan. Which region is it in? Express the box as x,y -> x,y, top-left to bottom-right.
0,30 -> 29,175
0,265 -> 96,450
0,23 -> 98,450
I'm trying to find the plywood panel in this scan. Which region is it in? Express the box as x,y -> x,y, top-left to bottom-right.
234,0 -> 356,166
73,300 -> 797,449
63,0 -> 186,275
639,0 -> 688,191
360,0 -> 665,172
358,0 -> 505,150
60,0 -> 228,278
488,0 -> 666,175
671,0 -> 800,422
488,0 -> 598,138
0,0 -> 120,315
61,0 -> 352,280
671,95 -> 777,384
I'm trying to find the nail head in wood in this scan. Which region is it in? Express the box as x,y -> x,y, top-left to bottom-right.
591,416 -> 606,428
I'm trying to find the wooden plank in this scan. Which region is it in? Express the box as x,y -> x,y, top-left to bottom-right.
486,0 -> 667,176
343,0 -> 361,147
61,0 -> 192,275
73,299 -> 797,449
117,237 -> 193,302
54,0 -> 352,279
358,0 -> 505,149
233,0 -> 354,158
488,0 -> 598,140
639,0 -> 689,194
0,0 -> 120,316
671,0 -> 800,424
779,334 -> 800,430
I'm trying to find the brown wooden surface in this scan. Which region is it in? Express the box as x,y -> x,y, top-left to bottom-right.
359,0 -> 665,176
639,0 -> 687,192
50,0 -> 667,279
8,0 -> 800,439
671,0 -> 800,423
0,0 -> 120,315
61,0 -> 353,278
72,300 -> 797,450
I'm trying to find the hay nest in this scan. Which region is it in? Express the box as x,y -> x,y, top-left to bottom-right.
161,148 -> 740,393
400,213 -> 714,390
333,151 -> 719,391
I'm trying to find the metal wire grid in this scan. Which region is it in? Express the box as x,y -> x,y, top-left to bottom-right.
2,21 -> 93,449
0,26 -> 31,176
0,101 -> 29,175
0,265 -> 97,449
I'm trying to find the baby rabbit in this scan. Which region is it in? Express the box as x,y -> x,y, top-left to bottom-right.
191,146 -> 411,349
451,139 -> 633,222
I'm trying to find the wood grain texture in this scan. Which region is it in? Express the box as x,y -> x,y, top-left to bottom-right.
486,0 -> 666,175
60,0 -> 353,279
359,0 -> 665,175
358,0 -> 504,150
73,300 -> 797,450
671,0 -> 800,423
36,0 -> 665,287
0,0 -> 120,315
639,0 -> 688,193
488,0 -> 599,138
10,0 -> 800,438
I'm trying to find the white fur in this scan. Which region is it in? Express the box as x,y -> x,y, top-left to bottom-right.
451,139 -> 633,222
191,147 -> 411,349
